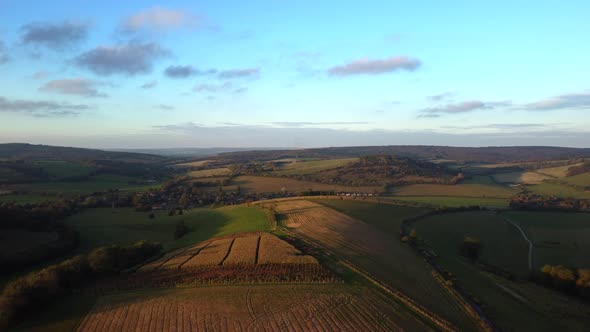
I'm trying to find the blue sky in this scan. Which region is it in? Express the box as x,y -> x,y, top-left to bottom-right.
0,0 -> 589,148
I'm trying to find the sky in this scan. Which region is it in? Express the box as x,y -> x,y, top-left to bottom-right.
0,0 -> 589,149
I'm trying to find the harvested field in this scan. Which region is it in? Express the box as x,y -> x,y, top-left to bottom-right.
276,200 -> 479,331
174,160 -> 213,168
130,233 -> 327,286
77,284 -> 431,332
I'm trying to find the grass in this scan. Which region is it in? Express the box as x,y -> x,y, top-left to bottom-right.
0,193 -> 61,204
188,167 -> 231,178
271,158 -> 358,176
414,211 -> 530,277
63,206 -> 270,253
413,210 -> 590,331
224,175 -> 381,194
384,196 -> 510,208
11,174 -> 160,196
561,172 -> 590,187
492,171 -> 552,184
527,182 -> 590,199
391,183 -> 518,198
502,211 -> 590,268
37,161 -> 95,179
0,230 -> 58,257
313,199 -> 429,234
460,175 -> 497,185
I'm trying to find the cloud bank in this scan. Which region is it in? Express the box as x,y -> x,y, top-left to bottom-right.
74,42 -> 169,75
121,7 -> 201,33
20,21 -> 88,50
39,79 -> 108,97
328,56 -> 421,76
0,96 -> 89,117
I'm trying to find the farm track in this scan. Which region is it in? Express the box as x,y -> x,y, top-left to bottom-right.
276,200 -> 482,331
77,285 -> 424,332
502,216 -> 533,269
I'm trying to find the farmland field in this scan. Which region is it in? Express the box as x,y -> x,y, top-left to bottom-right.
413,211 -> 530,277
188,167 -> 231,178
312,199 -> 429,234
271,158 -> 358,175
225,175 -> 381,194
412,211 -> 590,331
64,206 -> 270,253
37,161 -> 95,179
502,211 -> 590,269
174,160 -> 212,168
9,174 -> 160,195
391,183 -> 518,198
384,196 -> 510,208
76,284 -> 432,332
275,200 -> 479,331
0,193 -> 60,203
560,172 -> 590,187
130,233 -> 333,286
492,171 -> 552,184
527,182 -> 590,199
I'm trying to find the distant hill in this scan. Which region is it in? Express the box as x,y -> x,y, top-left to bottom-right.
0,143 -> 165,163
110,147 -> 289,157
220,145 -> 590,163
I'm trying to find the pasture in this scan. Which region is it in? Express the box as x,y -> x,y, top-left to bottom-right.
275,200 -> 479,331
391,183 -> 518,198
63,206 -> 270,253
75,284 -> 431,332
271,158 -> 358,175
413,211 -> 530,277
0,230 -> 58,257
225,175 -> 381,194
173,160 -> 212,168
502,211 -> 590,268
561,172 -> 590,187
527,182 -> 590,199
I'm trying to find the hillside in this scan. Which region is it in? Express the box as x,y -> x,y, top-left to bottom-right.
0,143 -> 165,163
220,145 -> 590,164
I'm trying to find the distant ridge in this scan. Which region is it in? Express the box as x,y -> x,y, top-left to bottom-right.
0,143 -> 164,162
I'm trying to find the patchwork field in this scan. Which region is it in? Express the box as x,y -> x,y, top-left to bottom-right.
76,284 -> 432,332
391,183 -> 518,198
274,200 -> 479,331
64,206 -> 270,253
503,211 -> 590,269
174,160 -> 212,168
225,176 -> 381,194
561,172 -> 590,187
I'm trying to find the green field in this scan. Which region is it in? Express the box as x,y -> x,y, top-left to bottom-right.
561,172 -> 590,187
527,182 -> 590,199
503,211 -> 590,268
188,167 -> 231,178
313,199 -> 430,234
392,183 -> 519,198
411,211 -> 590,331
37,161 -> 95,179
0,194 -> 60,204
11,174 -> 160,196
64,206 -> 270,253
385,196 -> 510,208
272,158 -> 358,175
